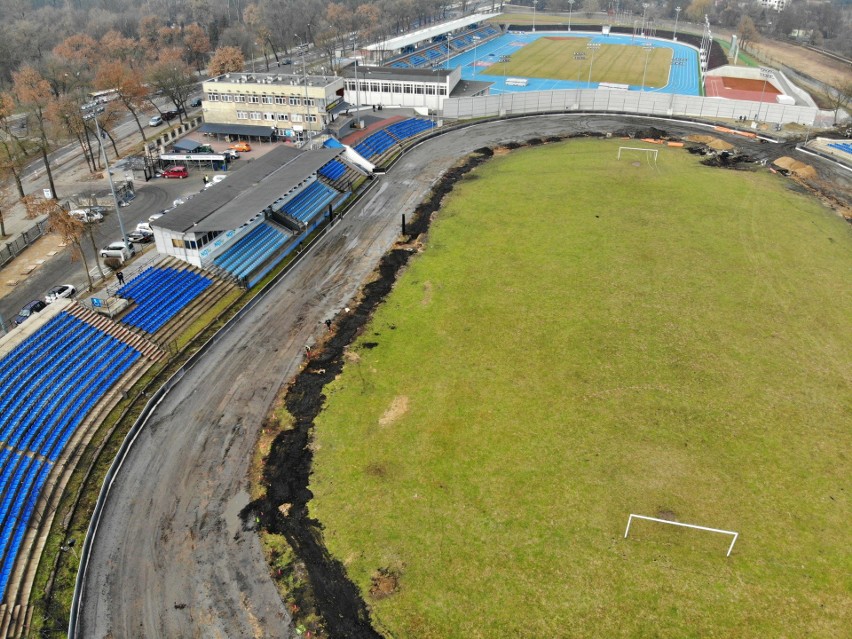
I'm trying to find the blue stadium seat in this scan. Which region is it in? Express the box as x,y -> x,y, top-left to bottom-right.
119,267 -> 213,334
213,223 -> 291,281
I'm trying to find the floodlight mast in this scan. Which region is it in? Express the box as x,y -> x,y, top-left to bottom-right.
673,6 -> 681,41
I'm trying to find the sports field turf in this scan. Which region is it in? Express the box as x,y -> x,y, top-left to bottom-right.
309,140 -> 852,637
482,36 -> 672,87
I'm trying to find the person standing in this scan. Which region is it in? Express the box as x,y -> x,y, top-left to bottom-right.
116,270 -> 125,286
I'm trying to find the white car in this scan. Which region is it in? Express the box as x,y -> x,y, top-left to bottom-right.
45,284 -> 77,304
69,208 -> 104,223
100,241 -> 136,262
148,115 -> 164,127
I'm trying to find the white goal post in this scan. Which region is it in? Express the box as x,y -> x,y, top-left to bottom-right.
618,146 -> 658,166
624,514 -> 739,557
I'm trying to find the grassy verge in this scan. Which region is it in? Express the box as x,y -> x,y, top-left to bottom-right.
717,39 -> 760,67
308,139 -> 852,637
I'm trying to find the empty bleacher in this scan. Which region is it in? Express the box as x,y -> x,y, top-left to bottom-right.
386,118 -> 436,142
118,267 -> 213,334
828,142 -> 852,155
319,159 -> 347,181
0,309 -> 152,601
213,222 -> 290,280
354,130 -> 398,160
281,181 -> 339,225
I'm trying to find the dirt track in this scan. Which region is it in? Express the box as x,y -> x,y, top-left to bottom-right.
76,115 -> 851,638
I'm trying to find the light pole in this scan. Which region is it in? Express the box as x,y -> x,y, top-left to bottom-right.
94,117 -> 128,247
573,51 -> 586,83
757,67 -> 773,122
472,35 -> 481,76
587,42 -> 600,85
532,0 -> 537,33
568,0 -> 575,32
673,7 -> 681,41
294,33 -> 311,141
641,42 -> 654,91
641,3 -> 649,38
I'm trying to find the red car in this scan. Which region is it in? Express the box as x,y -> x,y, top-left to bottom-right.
160,165 -> 188,179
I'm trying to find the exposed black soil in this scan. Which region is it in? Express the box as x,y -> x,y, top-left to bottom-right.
245,147 -> 496,638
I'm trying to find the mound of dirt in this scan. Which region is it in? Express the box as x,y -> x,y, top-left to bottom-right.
685,134 -> 734,151
369,567 -> 400,600
773,156 -> 817,179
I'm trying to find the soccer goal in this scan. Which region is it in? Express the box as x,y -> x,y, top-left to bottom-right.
618,146 -> 658,166
624,513 -> 739,557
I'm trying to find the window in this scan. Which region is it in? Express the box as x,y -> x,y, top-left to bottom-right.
370,82 -> 379,92
250,111 -> 262,120
415,85 -> 424,95
289,96 -> 300,106
439,86 -> 447,95
426,85 -> 436,95
403,84 -> 413,94
391,83 -> 402,93
381,82 -> 391,92
275,95 -> 286,104
346,80 -> 356,91
235,94 -> 246,102
187,240 -> 198,250
248,94 -> 260,103
306,114 -> 317,123
262,94 -> 274,104
305,98 -> 315,107
171,238 -> 185,248
277,113 -> 289,121
291,113 -> 303,122
207,93 -> 220,101
263,112 -> 275,120
236,110 -> 248,119
222,94 -> 233,102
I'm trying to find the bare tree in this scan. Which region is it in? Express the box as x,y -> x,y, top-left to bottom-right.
826,79 -> 852,126
12,66 -> 60,200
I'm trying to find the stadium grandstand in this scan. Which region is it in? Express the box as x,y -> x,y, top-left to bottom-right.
0,300 -> 165,634
360,12 -> 501,65
151,146 -> 361,287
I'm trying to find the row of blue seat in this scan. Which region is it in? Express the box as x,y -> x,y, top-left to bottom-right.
227,225 -> 289,279
354,130 -> 398,159
828,142 -> 851,155
214,223 -> 289,280
0,457 -> 49,600
0,310 -> 143,600
283,181 -> 339,224
319,159 -> 347,181
119,267 -> 213,334
386,118 -> 435,142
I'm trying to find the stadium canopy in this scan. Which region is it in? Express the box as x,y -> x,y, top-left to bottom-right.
155,146 -> 343,234
197,122 -> 277,139
363,13 -> 499,52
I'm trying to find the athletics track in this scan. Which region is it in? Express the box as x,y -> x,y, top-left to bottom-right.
448,32 -> 701,96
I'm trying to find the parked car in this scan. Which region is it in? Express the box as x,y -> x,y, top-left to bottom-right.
14,300 -> 47,326
127,230 -> 154,244
160,165 -> 189,179
148,115 -> 164,127
229,142 -> 251,152
99,241 -> 136,262
162,109 -> 180,121
188,97 -> 202,108
68,208 -> 104,223
44,284 -> 77,304
136,222 -> 154,234
223,149 -> 239,160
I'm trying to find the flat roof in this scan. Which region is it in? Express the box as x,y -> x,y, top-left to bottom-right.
156,146 -> 344,234
205,72 -> 340,88
341,65 -> 452,83
364,13 -> 498,52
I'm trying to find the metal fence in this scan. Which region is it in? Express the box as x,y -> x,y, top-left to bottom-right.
443,89 -> 833,127
0,218 -> 50,269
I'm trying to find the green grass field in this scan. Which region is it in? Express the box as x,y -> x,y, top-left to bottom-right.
308,140 -> 852,638
482,36 -> 672,87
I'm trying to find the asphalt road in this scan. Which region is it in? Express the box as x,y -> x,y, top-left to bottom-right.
74,115 -> 847,638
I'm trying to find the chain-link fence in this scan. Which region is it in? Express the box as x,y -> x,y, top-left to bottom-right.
0,218 -> 51,269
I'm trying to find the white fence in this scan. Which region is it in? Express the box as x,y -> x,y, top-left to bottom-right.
444,89 -> 834,127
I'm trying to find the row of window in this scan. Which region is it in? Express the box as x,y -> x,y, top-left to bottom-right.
207,93 -> 316,107
345,81 -> 448,96
235,111 -> 318,123
172,229 -> 223,250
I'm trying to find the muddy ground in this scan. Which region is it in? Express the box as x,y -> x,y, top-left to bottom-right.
77,116 -> 852,639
